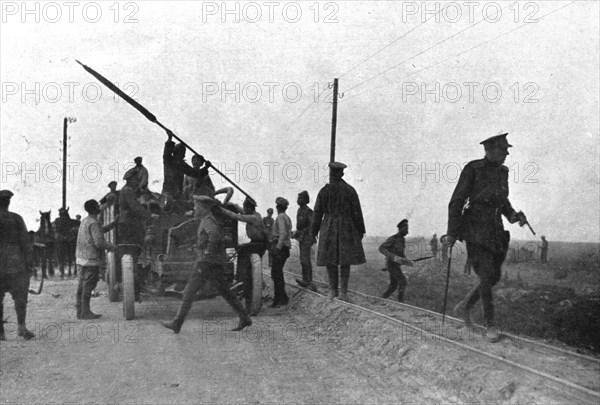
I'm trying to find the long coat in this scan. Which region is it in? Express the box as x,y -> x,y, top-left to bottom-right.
311,179 -> 366,266
0,208 -> 33,275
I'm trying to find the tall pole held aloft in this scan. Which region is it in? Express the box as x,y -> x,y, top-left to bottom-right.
330,78 -> 339,163
62,118 -> 68,210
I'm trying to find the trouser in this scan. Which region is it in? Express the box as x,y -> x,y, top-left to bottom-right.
299,238 -> 314,284
76,266 -> 100,315
326,265 -> 350,296
175,263 -> 249,324
0,272 -> 30,334
540,249 -> 548,264
464,257 -> 473,275
464,242 -> 508,327
271,246 -> 290,303
382,265 -> 407,302
237,241 -> 267,280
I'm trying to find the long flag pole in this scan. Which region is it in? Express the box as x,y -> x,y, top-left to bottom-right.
75,60 -> 255,203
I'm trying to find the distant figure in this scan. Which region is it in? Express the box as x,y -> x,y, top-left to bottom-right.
441,238 -> 449,262
0,189 -> 36,340
430,234 -> 439,259
540,236 -> 549,264
310,162 -> 366,302
53,207 -> 77,278
293,191 -> 317,292
271,197 -> 292,307
379,219 -> 414,302
263,208 -> 275,267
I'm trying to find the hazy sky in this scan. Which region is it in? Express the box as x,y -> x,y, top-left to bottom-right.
1,1 -> 598,242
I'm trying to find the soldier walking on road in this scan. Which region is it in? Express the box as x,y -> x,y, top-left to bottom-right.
447,133 -> 529,342
75,200 -> 117,320
310,162 -> 366,302
0,190 -> 35,341
293,191 -> 317,292
162,196 -> 252,333
379,219 -> 414,302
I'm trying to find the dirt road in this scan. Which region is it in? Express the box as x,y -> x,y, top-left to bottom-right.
1,278 -> 429,404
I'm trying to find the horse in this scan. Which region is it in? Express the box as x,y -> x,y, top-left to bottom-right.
34,211 -> 55,279
53,207 -> 79,278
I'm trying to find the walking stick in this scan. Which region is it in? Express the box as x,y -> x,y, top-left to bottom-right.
441,235 -> 452,327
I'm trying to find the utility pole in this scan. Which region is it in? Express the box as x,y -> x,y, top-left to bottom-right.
329,78 -> 339,163
62,117 -> 76,209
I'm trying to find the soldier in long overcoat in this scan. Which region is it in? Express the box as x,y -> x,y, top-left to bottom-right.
446,133 -> 528,342
310,162 -> 366,302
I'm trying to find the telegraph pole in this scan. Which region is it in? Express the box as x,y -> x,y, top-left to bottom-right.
329,78 -> 339,162
62,117 -> 76,209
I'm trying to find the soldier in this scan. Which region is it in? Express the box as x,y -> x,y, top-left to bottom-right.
75,200 -> 117,319
0,190 -> 35,340
162,195 -> 252,333
379,219 -> 414,302
430,234 -> 439,259
118,170 -> 151,302
293,191 -> 317,292
310,162 -> 366,302
263,208 -> 275,268
183,154 -> 215,201
219,197 -> 268,285
162,130 -> 188,202
271,197 -> 292,307
540,236 -> 549,264
446,133 -> 528,342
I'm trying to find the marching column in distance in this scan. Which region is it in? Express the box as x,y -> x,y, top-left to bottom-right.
446,133 -> 529,342
0,190 -> 35,340
162,195 -> 252,333
310,162 -> 366,302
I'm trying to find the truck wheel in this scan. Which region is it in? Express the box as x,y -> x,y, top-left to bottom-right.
245,253 -> 263,316
106,252 -> 119,302
122,254 -> 135,320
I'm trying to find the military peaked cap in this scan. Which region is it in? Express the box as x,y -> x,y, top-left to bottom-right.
397,219 -> 408,227
134,156 -> 143,162
298,190 -> 309,200
0,189 -> 14,199
480,133 -> 512,148
244,196 -> 257,207
328,161 -> 347,170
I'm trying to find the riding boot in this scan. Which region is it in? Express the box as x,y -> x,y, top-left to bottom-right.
80,287 -> 101,319
397,289 -> 405,303
162,300 -> 193,334
222,292 -> 252,331
339,271 -> 351,303
15,303 -> 35,340
326,266 -> 338,300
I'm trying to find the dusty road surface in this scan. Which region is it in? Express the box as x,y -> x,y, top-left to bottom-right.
0,274 -> 593,404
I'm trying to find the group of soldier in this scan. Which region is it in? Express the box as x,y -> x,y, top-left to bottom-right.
1,131 -> 532,343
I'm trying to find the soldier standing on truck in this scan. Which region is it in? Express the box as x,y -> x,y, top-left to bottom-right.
447,133 -> 529,343
162,195 -> 252,333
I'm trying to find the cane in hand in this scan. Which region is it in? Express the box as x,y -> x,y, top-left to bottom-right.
441,235 -> 453,327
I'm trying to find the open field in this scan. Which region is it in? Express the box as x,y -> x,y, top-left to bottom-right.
287,236 -> 600,354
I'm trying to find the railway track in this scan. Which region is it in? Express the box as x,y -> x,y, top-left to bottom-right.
279,269 -> 600,404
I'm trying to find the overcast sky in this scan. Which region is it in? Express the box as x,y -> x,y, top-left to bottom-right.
1,1 -> 598,242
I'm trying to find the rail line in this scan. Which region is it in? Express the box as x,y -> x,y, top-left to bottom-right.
278,269 -> 600,404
